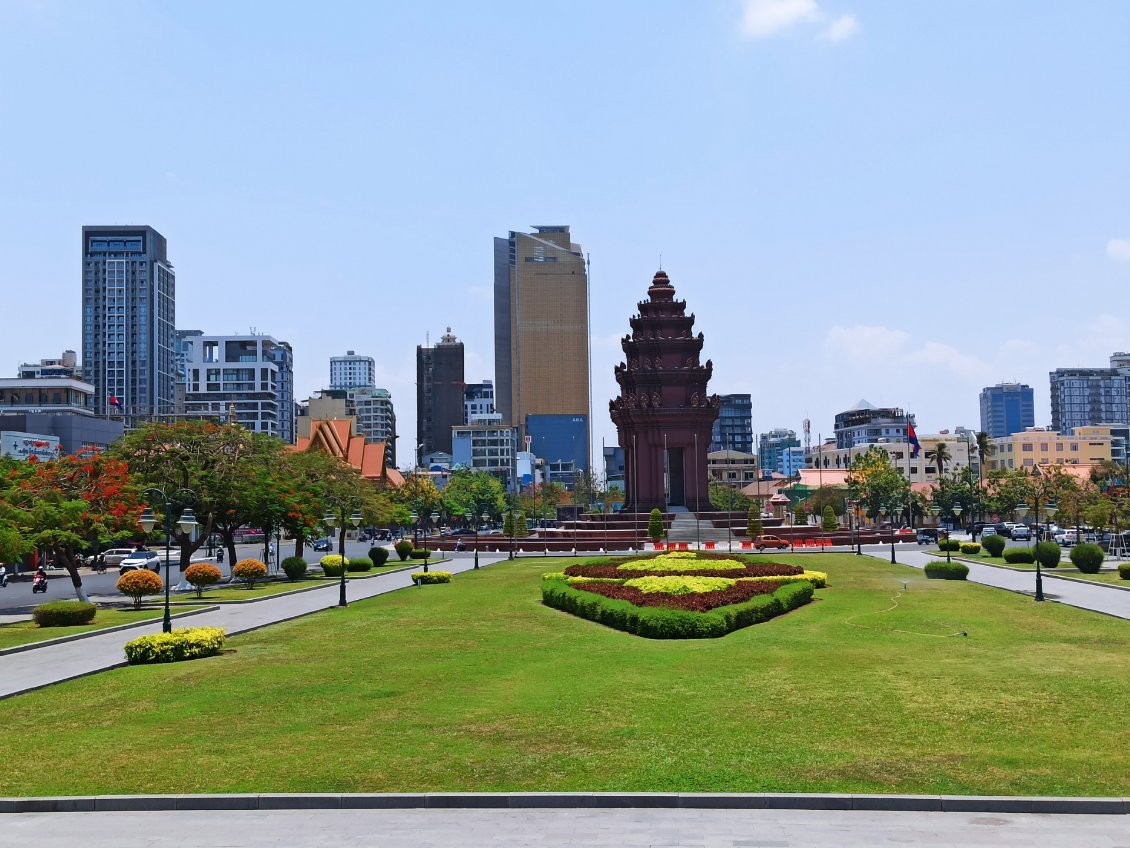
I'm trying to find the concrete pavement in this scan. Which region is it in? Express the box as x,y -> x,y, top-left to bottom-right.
0,552 -> 508,699
2,807 -> 1127,847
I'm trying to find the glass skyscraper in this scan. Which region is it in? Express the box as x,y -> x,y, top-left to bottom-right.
709,394 -> 753,454
81,226 -> 176,423
979,382 -> 1034,438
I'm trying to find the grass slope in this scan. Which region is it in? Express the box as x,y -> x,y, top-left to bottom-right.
0,607 -> 206,651
1,553 -> 1127,797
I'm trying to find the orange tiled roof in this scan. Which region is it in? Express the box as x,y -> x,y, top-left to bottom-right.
291,418 -> 401,487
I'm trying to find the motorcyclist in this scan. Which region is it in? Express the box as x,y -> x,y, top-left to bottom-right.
0,565 -> 8,588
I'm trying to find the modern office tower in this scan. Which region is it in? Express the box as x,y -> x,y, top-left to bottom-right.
526,413 -> 590,480
464,379 -> 497,424
758,428 -> 801,475
416,327 -> 465,463
179,333 -> 295,442
1049,354 -> 1130,433
833,401 -> 916,449
18,350 -> 81,380
709,394 -> 753,454
979,383 -> 1035,438
330,351 -> 376,391
493,226 -> 590,443
81,226 -> 176,422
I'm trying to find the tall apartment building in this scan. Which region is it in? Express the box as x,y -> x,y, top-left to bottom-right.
178,333 -> 296,442
416,328 -> 464,463
834,401 -> 916,449
464,380 -> 497,424
979,382 -> 1034,438
1049,353 -> 1130,433
758,428 -> 801,475
330,351 -> 376,391
81,226 -> 176,422
493,226 -> 590,447
709,394 -> 753,454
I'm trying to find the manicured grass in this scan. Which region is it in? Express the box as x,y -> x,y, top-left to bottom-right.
0,607 -> 206,650
1,553 -> 1129,797
169,565 -> 420,603
942,553 -> 1129,586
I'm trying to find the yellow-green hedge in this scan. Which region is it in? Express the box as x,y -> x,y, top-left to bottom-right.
124,627 -> 226,665
737,570 -> 827,589
623,575 -> 736,595
412,571 -> 452,584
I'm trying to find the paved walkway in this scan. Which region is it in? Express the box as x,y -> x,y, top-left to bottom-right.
897,550 -> 1130,620
0,554 -> 507,699
3,808 -> 1127,847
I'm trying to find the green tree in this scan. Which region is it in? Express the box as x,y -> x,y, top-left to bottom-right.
806,485 -> 845,518
846,445 -> 911,523
647,508 -> 665,541
926,441 -> 952,477
708,479 -> 751,511
821,504 -> 838,531
793,501 -> 807,526
442,468 -> 507,522
746,505 -> 763,539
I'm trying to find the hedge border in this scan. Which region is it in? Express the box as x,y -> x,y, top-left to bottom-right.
541,578 -> 814,639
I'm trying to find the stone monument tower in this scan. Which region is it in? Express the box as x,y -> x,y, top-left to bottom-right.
610,270 -> 719,512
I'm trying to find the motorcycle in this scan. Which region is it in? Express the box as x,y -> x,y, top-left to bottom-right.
32,572 -> 48,594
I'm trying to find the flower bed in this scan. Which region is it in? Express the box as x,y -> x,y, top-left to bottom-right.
543,552 -> 819,638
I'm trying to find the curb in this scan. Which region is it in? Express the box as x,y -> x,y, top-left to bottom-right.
160,564 -> 420,606
0,606 -> 221,657
0,792 -> 1126,814
940,555 -> 1130,593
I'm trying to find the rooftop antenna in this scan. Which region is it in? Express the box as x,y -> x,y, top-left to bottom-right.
658,253 -> 662,270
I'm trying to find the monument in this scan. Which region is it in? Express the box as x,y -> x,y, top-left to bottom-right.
610,270 -> 719,512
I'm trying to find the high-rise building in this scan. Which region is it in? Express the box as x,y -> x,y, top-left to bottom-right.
1049,354 -> 1130,433
979,383 -> 1034,438
834,400 -> 916,449
710,394 -> 753,454
416,327 -> 464,463
758,428 -> 800,475
493,226 -> 590,447
81,226 -> 176,422
330,351 -> 376,391
179,333 -> 295,442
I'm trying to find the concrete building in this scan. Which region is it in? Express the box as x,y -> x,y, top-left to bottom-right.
0,377 -> 95,417
1072,424 -> 1128,466
18,350 -> 81,380
464,380 -> 496,424
493,226 -> 590,450
603,445 -> 626,490
985,428 -> 1113,471
330,351 -> 376,391
834,401 -> 916,449
811,432 -> 972,484
979,382 -> 1035,438
417,328 -> 464,463
179,333 -> 295,442
759,428 -> 801,476
707,450 -> 759,488
780,445 -> 806,477
81,226 -> 176,423
0,431 -> 61,461
0,413 -> 123,455
710,394 -> 753,454
1049,353 -> 1130,433
451,422 -> 517,486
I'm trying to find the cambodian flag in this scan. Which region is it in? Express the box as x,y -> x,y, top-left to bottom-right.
907,421 -> 921,458
109,395 -> 123,409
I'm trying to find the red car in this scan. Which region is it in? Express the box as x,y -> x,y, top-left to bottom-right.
754,534 -> 789,550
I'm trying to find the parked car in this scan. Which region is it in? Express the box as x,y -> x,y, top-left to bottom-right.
118,550 -> 161,575
1010,525 -> 1031,541
312,538 -> 334,552
916,528 -> 939,545
981,527 -> 998,539
753,534 -> 789,550
100,548 -> 138,568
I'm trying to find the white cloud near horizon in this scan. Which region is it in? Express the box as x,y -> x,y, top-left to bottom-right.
739,0 -> 859,42
1107,237 -> 1130,263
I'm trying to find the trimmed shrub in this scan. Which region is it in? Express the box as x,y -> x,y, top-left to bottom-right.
394,540 -> 413,561
623,575 -> 736,595
1070,543 -> 1105,574
32,600 -> 97,627
982,534 -> 1007,557
184,563 -> 223,598
232,558 -> 268,589
1119,562 -> 1130,580
1034,541 -> 1061,569
124,627 -> 225,665
541,577 -> 812,639
960,543 -> 981,555
346,556 -> 373,573
320,554 -> 347,577
409,548 -> 432,560
647,508 -> 665,541
116,569 -> 163,609
281,556 -> 308,581
924,561 -> 970,580
821,505 -> 838,532
368,546 -> 390,566
412,570 -> 452,584
1003,548 -> 1035,564
938,539 -> 961,552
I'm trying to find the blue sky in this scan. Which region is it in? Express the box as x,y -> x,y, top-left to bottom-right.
1,0 -> 1127,464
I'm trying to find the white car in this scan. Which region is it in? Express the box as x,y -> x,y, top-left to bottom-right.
118,550 -> 161,575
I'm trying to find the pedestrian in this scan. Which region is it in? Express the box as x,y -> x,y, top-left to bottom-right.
0,564 -> 7,588
216,548 -> 224,564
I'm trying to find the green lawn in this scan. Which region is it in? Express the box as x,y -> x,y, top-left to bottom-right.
1,553 -> 1129,797
168,564 -> 420,603
939,552 -> 1130,586
0,607 -> 206,651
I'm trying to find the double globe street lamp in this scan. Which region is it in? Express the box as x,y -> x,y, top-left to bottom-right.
929,503 -> 963,563
324,498 -> 362,607
138,488 -> 198,633
1015,497 -> 1057,603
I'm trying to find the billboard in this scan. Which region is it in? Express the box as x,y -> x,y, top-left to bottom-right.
1,431 -> 62,461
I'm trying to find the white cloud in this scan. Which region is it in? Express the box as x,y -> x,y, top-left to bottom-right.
823,324 -> 909,364
906,342 -> 991,381
820,13 -> 859,42
1107,237 -> 1130,263
739,0 -> 858,42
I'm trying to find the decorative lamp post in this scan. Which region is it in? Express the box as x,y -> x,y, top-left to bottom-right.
465,511 -> 477,568
324,499 -> 362,607
426,511 -> 439,572
1017,495 -> 1055,602
881,504 -> 897,564
929,505 -> 950,563
137,488 -> 198,634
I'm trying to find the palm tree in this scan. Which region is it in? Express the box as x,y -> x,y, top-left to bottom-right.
926,441 -> 952,477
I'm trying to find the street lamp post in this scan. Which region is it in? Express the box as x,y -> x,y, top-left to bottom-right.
881,504 -> 897,564
137,488 -> 198,634
1016,496 -> 1056,602
426,511 -> 439,572
324,498 -> 362,607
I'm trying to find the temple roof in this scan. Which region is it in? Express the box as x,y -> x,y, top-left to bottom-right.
292,418 -> 401,486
